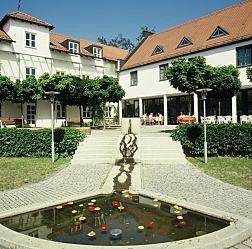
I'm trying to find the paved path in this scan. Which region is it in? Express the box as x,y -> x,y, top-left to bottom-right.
0,126 -> 251,248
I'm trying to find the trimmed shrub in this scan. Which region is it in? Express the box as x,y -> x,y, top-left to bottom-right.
171,123 -> 252,157
0,128 -> 85,158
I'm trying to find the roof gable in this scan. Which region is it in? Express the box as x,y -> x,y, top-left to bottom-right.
0,12 -> 54,30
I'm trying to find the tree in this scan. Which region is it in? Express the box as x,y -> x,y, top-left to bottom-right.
0,76 -> 15,102
208,65 -> 241,115
97,26 -> 156,51
166,57 -> 209,119
12,76 -> 43,127
246,67 -> 252,82
136,26 -> 156,43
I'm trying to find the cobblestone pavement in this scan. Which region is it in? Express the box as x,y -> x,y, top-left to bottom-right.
142,162 -> 252,248
0,163 -> 112,212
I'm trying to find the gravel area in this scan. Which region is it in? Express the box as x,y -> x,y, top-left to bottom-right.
142,162 -> 252,219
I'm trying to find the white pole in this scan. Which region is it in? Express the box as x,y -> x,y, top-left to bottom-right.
51,100 -> 55,163
203,98 -> 207,164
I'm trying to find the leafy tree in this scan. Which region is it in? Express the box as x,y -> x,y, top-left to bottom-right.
0,76 -> 15,102
97,26 -> 155,51
12,76 -> 43,127
136,26 -> 156,43
166,57 -> 209,118
246,67 -> 252,82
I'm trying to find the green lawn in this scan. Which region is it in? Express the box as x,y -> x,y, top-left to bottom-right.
0,158 -> 70,191
188,157 -> 252,190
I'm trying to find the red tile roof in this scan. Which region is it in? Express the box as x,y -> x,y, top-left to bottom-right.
0,29 -> 13,42
50,33 -> 128,61
0,12 -> 54,30
121,0 -> 252,71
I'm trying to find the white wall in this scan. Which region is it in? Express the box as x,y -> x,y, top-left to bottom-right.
119,40 -> 252,100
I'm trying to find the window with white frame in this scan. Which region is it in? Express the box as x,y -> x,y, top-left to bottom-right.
69,41 -> 79,54
26,67 -> 36,79
56,71 -> 65,76
56,104 -> 66,118
130,71 -> 138,86
83,106 -> 92,118
25,32 -> 36,48
159,63 -> 169,81
93,47 -> 102,58
105,106 -> 112,118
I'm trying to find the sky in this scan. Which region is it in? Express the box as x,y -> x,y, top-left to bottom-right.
0,0 -> 243,43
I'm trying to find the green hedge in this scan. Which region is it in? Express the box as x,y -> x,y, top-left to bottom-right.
171,124 -> 252,157
0,128 -> 85,158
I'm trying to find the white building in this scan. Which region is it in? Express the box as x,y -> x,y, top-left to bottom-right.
0,12 -> 127,127
119,0 -> 252,124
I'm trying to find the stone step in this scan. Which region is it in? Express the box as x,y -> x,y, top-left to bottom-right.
141,153 -> 185,158
141,158 -> 187,164
140,148 -> 183,152
71,158 -> 115,164
73,153 -> 117,158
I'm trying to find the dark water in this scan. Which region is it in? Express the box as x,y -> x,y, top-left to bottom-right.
0,193 -> 229,246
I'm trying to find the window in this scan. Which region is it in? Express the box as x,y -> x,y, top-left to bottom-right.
0,103 -> 1,117
93,47 -> 102,58
25,32 -> 36,48
159,64 -> 169,81
26,67 -> 35,79
56,104 -> 66,118
105,106 -> 112,118
56,71 -> 65,76
152,45 -> 164,55
83,106 -> 92,118
82,75 -> 90,79
237,45 -> 252,67
69,41 -> 79,54
209,26 -> 228,39
177,37 -> 193,48
130,71 -> 138,86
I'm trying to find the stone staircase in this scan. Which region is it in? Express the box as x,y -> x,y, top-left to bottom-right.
139,126 -> 186,164
71,129 -> 120,164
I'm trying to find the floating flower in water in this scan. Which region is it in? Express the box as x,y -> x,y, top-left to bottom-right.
153,203 -> 159,207
78,204 -> 84,207
88,202 -> 94,206
88,206 -> 94,212
67,201 -> 74,206
110,228 -> 122,239
230,221 -> 235,225
147,221 -> 155,228
74,221 -> 81,226
94,207 -> 101,211
72,210 -> 78,214
178,206 -> 183,211
91,199 -> 96,203
153,199 -> 159,202
72,216 -> 80,222
121,189 -> 128,194
174,210 -> 181,214
177,216 -> 183,220
178,221 -> 186,227
100,225 -> 108,231
112,201 -> 119,207
118,205 -> 125,212
137,225 -> 145,232
79,216 -> 86,222
56,205 -> 63,210
87,231 -> 96,238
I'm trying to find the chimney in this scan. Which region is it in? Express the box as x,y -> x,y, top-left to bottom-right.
142,31 -> 154,39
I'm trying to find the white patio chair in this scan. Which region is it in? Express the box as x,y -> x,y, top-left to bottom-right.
247,115 -> 252,124
224,116 -> 232,123
217,116 -> 225,124
240,115 -> 248,124
200,116 -> 205,123
206,116 -> 216,124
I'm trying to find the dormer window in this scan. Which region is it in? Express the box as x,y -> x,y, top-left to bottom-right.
152,45 -> 164,55
209,26 -> 228,39
177,37 -> 193,48
69,41 -> 79,54
26,32 -> 36,48
93,47 -> 102,58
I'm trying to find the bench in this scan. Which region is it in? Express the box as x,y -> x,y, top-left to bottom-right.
66,118 -> 82,127
0,117 -> 22,127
